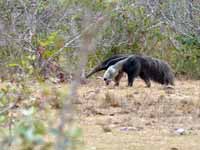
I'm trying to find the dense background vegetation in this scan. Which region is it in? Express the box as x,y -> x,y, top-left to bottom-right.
0,0 -> 200,80
0,0 -> 199,150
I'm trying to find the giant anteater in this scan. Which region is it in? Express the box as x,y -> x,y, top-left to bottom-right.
86,54 -> 129,78
103,55 -> 174,87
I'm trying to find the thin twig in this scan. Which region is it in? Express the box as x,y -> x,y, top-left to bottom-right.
0,101 -> 18,115
47,23 -> 94,62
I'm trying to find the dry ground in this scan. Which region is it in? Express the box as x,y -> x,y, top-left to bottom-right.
2,76 -> 200,150
75,77 -> 200,150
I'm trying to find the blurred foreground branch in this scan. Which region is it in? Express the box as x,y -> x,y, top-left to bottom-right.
55,12 -> 107,150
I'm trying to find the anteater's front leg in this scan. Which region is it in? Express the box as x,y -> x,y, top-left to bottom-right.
114,71 -> 124,86
127,74 -> 135,87
127,68 -> 140,87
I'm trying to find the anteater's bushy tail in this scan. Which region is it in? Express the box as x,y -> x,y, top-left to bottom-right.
143,56 -> 174,85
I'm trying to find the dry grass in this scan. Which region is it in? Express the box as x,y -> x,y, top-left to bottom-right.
2,77 -> 200,150
76,77 -> 200,150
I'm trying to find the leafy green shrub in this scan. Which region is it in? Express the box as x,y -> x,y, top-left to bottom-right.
0,81 -> 82,150
172,35 -> 200,78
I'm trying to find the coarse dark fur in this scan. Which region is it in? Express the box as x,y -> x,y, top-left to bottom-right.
104,55 -> 175,87
86,54 -> 129,78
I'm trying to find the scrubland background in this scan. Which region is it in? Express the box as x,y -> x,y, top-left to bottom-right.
0,0 -> 200,150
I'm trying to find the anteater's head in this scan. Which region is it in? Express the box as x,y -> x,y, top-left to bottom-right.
103,66 -> 118,85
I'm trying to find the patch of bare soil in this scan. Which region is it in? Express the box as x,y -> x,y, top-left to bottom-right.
76,76 -> 200,150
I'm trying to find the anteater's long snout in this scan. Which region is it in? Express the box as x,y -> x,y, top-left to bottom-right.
103,77 -> 111,85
